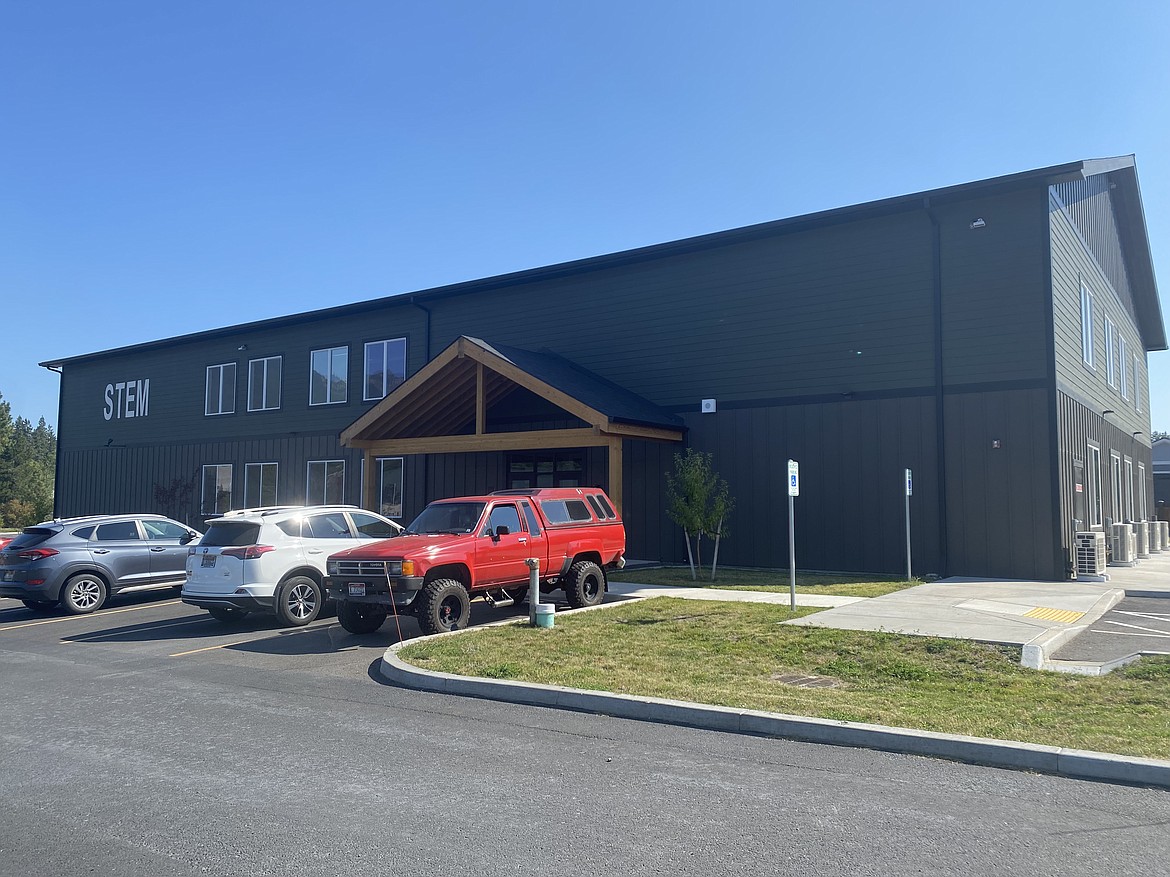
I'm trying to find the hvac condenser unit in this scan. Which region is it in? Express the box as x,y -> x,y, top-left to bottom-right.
1135,520 -> 1150,558
1111,523 -> 1137,565
1162,521 -> 1170,551
1149,521 -> 1163,554
1075,531 -> 1106,576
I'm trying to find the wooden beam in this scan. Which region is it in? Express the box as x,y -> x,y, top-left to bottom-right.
362,428 -> 611,457
476,362 -> 485,435
608,437 -> 624,516
603,422 -> 684,442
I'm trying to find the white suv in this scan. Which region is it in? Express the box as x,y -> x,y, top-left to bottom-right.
181,506 -> 403,626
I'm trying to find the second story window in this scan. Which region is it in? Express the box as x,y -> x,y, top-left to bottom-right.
248,356 -> 282,412
1104,317 -> 1116,387
1079,282 -> 1095,369
205,363 -> 236,416
364,338 -> 407,401
1119,336 -> 1129,400
310,346 -> 348,405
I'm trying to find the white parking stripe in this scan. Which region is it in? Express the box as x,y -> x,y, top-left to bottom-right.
1112,611 -> 1170,621
0,600 -> 184,633
1093,629 -> 1170,639
1101,619 -> 1170,635
168,621 -> 337,657
61,616 -> 202,643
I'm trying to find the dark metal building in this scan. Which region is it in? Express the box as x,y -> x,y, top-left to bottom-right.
43,157 -> 1165,580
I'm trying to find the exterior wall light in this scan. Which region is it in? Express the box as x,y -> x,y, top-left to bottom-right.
970,218 -> 986,229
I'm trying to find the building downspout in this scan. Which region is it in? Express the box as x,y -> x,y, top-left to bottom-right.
410,296 -> 433,506
923,199 -> 949,577
43,364 -> 64,518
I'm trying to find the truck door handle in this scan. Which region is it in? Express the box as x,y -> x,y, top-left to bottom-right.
518,538 -> 527,544
307,549 -> 323,555
92,549 -> 110,554
149,547 -> 166,552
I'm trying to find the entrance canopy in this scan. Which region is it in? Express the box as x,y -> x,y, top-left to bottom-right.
340,336 -> 685,511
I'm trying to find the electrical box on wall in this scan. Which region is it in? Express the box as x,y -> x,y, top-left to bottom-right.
701,398 -> 717,414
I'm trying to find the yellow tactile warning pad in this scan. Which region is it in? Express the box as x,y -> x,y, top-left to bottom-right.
1023,607 -> 1085,624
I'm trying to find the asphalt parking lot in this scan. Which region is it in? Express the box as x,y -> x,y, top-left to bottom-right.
1052,595 -> 1170,663
3,588 -> 1170,877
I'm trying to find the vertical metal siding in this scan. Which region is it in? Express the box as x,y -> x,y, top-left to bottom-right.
1051,177 -> 1135,321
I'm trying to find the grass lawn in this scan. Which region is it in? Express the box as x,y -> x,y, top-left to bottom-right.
611,566 -> 914,598
399,597 -> 1170,760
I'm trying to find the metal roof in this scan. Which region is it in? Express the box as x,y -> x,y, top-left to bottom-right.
41,156 -> 1165,366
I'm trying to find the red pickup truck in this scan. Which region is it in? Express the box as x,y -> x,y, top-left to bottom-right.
324,487 -> 625,636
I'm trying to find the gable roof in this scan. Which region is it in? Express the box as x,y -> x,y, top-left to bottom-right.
340,336 -> 684,449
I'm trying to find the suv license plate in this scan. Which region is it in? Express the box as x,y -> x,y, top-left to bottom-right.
348,583 -> 366,597
200,555 -> 216,568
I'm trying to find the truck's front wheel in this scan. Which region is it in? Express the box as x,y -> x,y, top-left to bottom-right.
338,601 -> 388,634
564,560 -> 605,608
416,579 -> 471,635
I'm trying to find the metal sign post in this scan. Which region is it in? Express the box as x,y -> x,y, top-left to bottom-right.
525,557 -> 540,625
788,459 -> 799,610
904,468 -> 913,582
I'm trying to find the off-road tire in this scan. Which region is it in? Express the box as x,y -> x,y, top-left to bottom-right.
274,575 -> 322,627
22,599 -> 57,613
563,560 -> 605,608
337,601 -> 388,635
416,578 -> 471,636
207,606 -> 248,622
60,572 -> 108,615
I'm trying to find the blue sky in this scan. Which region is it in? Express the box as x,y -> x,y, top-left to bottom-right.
2,1 -> 1168,430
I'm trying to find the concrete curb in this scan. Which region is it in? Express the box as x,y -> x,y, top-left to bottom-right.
381,638 -> 1170,790
1020,588 -> 1126,673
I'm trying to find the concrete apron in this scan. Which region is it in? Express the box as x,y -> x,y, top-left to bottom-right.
783,553 -> 1170,675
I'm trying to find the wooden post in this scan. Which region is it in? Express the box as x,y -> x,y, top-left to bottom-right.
475,362 -> 485,436
365,451 -> 378,513
608,437 -> 623,516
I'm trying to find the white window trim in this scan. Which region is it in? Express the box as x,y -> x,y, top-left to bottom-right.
1109,452 -> 1122,524
205,362 -> 237,416
200,464 -> 233,516
1125,457 -> 1135,521
1080,281 -> 1095,370
1139,463 -> 1148,520
1133,352 -> 1141,412
309,346 -> 349,406
244,462 -> 279,507
247,355 -> 282,412
363,338 -> 408,402
1104,317 -> 1116,387
1088,444 -> 1103,529
376,456 -> 404,519
306,459 -> 346,506
1119,336 -> 1129,400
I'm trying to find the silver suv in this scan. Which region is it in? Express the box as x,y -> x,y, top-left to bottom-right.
182,506 -> 402,627
0,515 -> 202,614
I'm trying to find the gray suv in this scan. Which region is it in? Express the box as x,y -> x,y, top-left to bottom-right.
0,515 -> 201,614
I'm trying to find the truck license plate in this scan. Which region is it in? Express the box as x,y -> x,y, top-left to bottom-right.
348,583 -> 366,596
201,555 -> 216,568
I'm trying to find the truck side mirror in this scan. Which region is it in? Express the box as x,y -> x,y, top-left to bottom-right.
495,525 -> 510,538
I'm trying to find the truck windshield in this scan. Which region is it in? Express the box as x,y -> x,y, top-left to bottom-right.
404,502 -> 485,535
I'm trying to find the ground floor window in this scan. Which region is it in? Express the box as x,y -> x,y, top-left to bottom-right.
1139,463 -> 1148,520
507,451 -> 585,489
245,462 -> 278,507
1088,444 -> 1102,528
201,464 -> 232,516
306,460 -> 345,505
377,457 -> 403,518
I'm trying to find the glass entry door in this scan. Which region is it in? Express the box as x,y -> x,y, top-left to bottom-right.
507,451 -> 585,489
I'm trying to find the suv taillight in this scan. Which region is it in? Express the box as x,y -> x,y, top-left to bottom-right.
221,545 -> 275,560
18,548 -> 59,561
